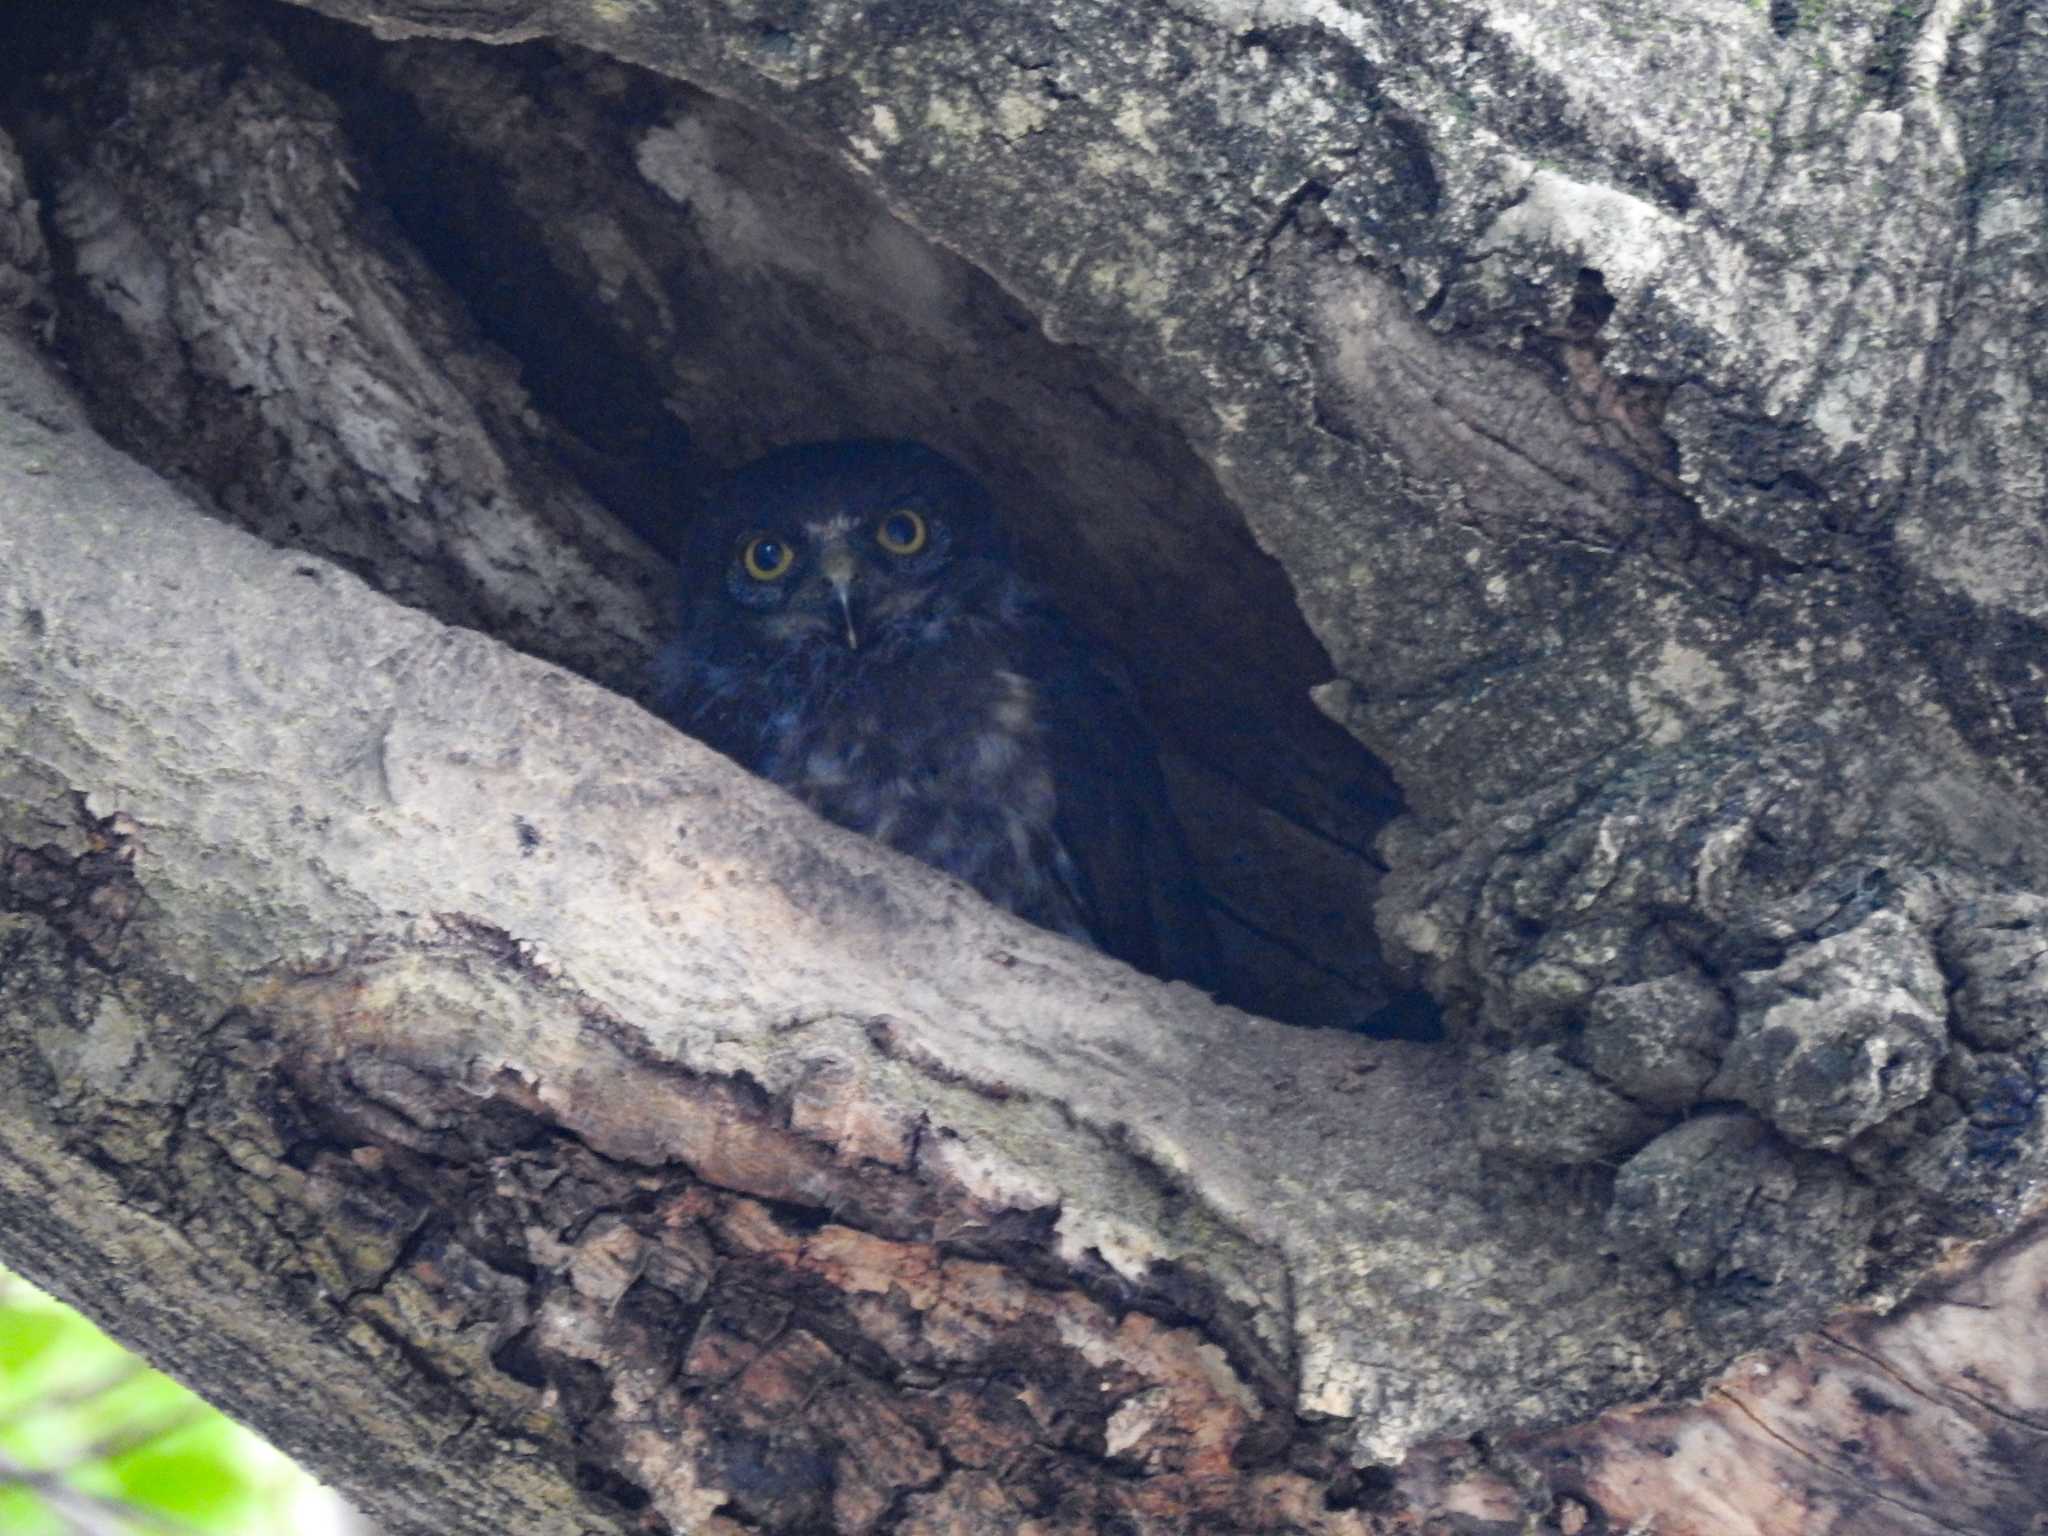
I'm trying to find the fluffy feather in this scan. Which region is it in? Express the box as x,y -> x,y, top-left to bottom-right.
654,439 -> 1216,987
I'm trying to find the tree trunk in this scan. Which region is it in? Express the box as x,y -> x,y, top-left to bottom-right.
1,1 -> 2043,1533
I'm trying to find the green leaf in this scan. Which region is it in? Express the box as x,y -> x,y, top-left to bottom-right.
0,1308 -> 70,1376
96,1418 -> 263,1525
0,1483 -> 66,1536
0,1268 -> 346,1535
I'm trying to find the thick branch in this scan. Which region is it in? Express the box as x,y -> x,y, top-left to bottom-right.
1,333 -> 1690,1528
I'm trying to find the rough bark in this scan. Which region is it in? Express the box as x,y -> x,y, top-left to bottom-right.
2,0 -> 2046,1532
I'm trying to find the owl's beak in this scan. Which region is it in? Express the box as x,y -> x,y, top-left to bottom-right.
820,543 -> 859,650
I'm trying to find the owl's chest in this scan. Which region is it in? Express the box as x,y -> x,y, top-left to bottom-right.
759,649 -> 1064,902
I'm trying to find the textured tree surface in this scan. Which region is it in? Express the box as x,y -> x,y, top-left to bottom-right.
2,0 -> 2046,1533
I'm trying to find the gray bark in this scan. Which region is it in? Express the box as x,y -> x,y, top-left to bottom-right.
1,0 -> 2045,1532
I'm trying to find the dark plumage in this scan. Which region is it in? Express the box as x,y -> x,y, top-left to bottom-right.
653,439 -> 1216,987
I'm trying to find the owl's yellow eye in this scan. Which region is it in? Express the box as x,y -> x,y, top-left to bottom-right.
742,534 -> 795,582
876,508 -> 927,556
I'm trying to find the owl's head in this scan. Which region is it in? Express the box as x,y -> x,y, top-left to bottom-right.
685,439 -> 1006,655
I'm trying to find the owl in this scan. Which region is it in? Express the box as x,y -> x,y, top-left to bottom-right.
653,439 -> 1218,988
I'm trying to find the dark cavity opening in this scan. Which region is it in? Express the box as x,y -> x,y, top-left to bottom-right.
2,0 -> 1437,1039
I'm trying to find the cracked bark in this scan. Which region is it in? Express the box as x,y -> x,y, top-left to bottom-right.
3,0 -> 2047,1533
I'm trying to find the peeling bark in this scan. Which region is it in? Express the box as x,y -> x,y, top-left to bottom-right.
0,392 -> 1656,1524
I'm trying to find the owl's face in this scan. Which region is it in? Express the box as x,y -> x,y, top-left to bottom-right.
689,440 -> 1003,656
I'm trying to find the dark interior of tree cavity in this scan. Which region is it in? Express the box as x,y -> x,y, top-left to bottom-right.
0,0 -> 1439,1038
